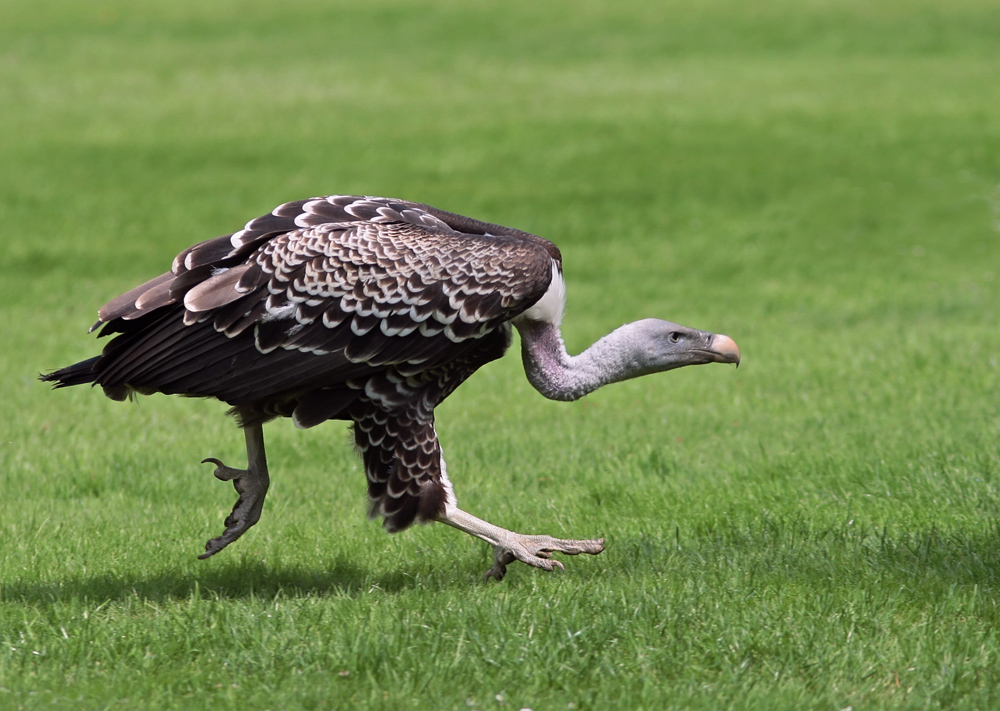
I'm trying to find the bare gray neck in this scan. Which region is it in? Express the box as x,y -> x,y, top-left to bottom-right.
515,319 -> 642,401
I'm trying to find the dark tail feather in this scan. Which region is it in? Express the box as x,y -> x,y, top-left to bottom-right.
39,356 -> 101,388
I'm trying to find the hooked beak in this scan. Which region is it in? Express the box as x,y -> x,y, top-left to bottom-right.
706,333 -> 741,366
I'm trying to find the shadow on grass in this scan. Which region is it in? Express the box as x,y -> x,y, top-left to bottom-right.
9,520 -> 997,607
620,518 -> 1000,590
0,556 -> 444,606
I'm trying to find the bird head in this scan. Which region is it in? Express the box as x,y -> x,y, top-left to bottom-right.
629,318 -> 741,374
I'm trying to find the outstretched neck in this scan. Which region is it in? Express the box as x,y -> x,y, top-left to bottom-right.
514,318 -> 644,401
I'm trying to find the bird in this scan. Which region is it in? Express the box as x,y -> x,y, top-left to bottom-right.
41,195 -> 740,581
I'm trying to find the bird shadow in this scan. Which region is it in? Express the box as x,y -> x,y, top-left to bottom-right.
9,522 -> 996,608
1,556 -> 446,607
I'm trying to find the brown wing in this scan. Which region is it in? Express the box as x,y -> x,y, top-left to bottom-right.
96,196 -> 560,325
88,197 -> 557,424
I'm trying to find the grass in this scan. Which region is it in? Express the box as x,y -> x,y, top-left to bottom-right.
2,0 -> 1000,708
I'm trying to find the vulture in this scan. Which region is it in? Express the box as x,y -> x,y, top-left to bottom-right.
41,195 -> 740,581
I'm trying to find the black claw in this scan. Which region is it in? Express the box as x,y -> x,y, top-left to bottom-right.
198,458 -> 269,561
199,538 -> 226,559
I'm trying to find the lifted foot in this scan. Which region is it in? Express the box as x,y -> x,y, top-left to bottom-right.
198,424 -> 270,559
437,507 -> 605,581
198,458 -> 269,558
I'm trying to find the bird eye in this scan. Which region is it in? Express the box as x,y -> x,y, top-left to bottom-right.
668,332 -> 682,343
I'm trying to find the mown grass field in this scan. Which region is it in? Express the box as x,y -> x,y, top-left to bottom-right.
2,0 -> 1000,709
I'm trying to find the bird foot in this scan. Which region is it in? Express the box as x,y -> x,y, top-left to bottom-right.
198,457 -> 270,559
437,507 -> 605,581
485,534 -> 606,582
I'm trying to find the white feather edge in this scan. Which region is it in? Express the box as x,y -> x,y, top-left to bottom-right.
518,261 -> 565,326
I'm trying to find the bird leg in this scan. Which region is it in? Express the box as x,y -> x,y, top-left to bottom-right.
198,423 -> 270,559
437,507 -> 605,582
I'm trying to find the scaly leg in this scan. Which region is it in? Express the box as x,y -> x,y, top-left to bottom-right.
437,507 -> 605,582
198,423 -> 270,559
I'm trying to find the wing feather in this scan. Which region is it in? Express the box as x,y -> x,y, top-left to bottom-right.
95,271 -> 175,328
183,264 -> 253,312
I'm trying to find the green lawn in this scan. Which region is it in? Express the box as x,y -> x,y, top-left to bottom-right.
3,0 -> 1000,709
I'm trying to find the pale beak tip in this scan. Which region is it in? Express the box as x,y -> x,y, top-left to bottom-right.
711,333 -> 741,366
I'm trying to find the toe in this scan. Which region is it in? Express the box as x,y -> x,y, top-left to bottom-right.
201,457 -> 246,481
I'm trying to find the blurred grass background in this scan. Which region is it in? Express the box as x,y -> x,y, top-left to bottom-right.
2,0 -> 1000,709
